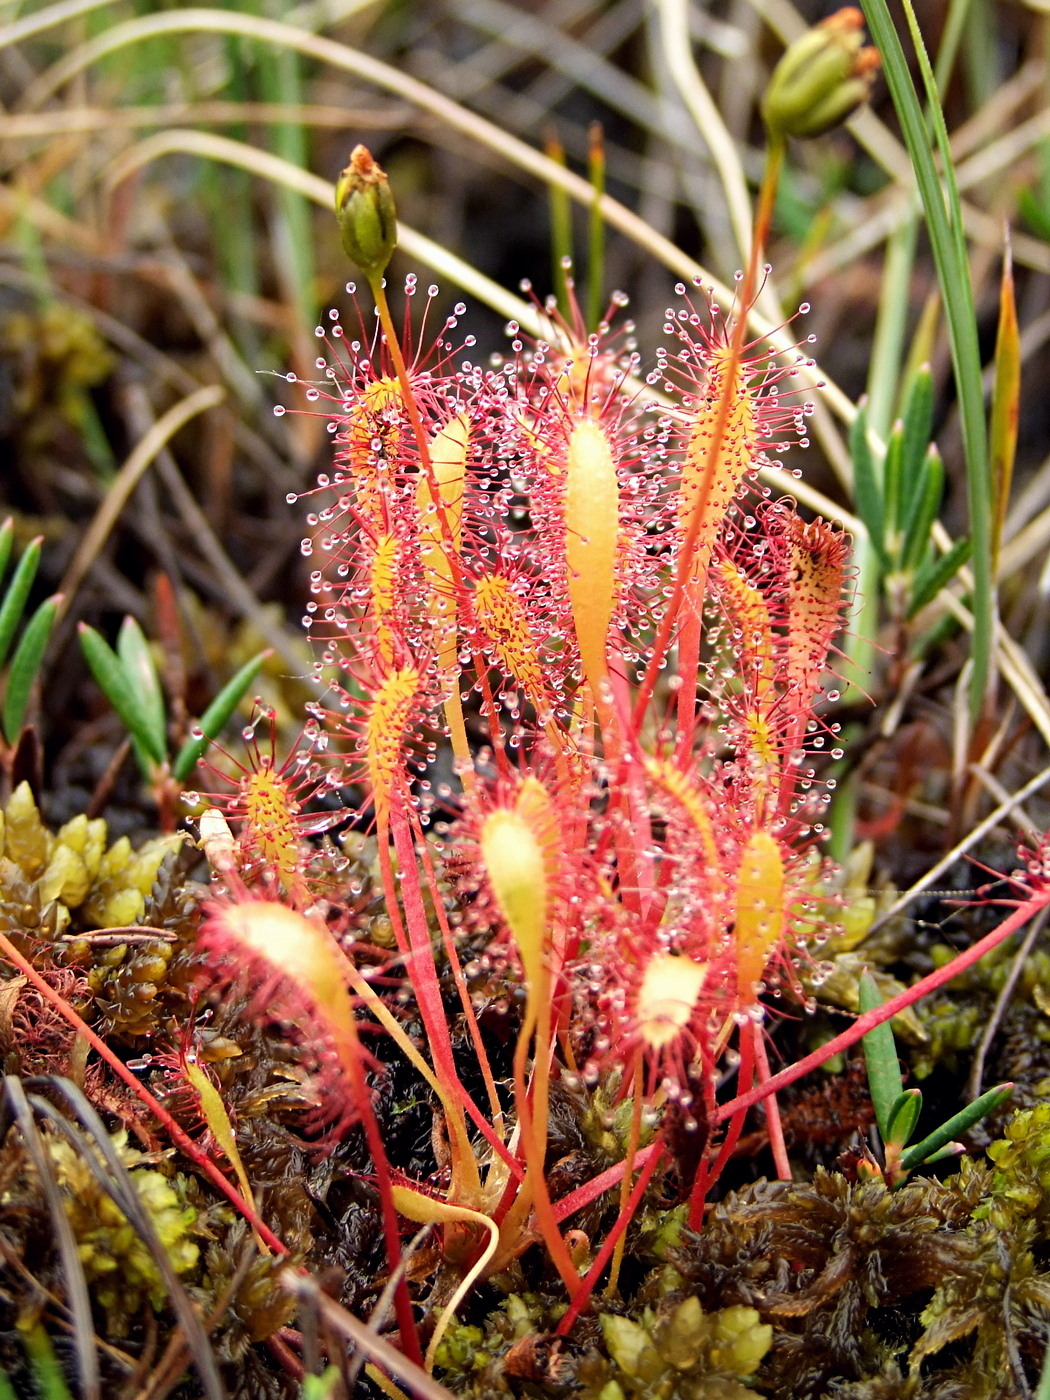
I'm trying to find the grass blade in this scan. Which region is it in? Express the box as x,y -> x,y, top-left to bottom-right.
859,971 -> 904,1140
907,536 -> 971,617
544,127 -> 573,319
0,537 -> 42,670
900,1082 -> 1013,1169
3,594 -> 60,745
900,446 -> 944,575
78,623 -> 165,768
859,0 -> 993,720
850,403 -> 887,567
116,616 -> 166,765
586,120 -> 606,332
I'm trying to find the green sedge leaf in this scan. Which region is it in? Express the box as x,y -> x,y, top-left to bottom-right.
898,363 -> 934,526
907,537 -> 972,618
0,519 -> 15,593
860,971 -> 904,1143
850,404 -> 887,567
899,1083 -> 1013,1171
0,537 -> 42,670
900,445 -> 944,576
990,243 -> 1019,574
78,623 -> 165,769
883,424 -> 904,549
884,1087 -> 922,1149
172,648 -> 271,782
2,594 -> 60,746
117,616 -> 166,765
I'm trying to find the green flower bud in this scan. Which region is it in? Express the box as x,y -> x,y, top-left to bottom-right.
762,8 -> 880,141
334,144 -> 398,279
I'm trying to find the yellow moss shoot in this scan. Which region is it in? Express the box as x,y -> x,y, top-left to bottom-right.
564,418 -> 619,694
734,831 -> 785,998
480,779 -> 557,992
364,667 -> 419,825
679,345 -> 756,586
636,953 -> 708,1050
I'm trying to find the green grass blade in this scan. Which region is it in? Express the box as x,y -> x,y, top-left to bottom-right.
0,519 -> 15,594
3,593 -> 60,745
883,424 -> 904,549
901,446 -> 945,575
900,1082 -> 1013,1170
859,971 -> 904,1141
20,1322 -> 74,1400
849,403 -> 887,567
898,364 -> 934,525
544,128 -> 573,320
117,616 -> 166,766
0,536 -> 42,670
172,648 -> 270,781
884,1087 -> 922,1148
859,0 -> 993,720
907,536 -> 971,618
78,623 -> 165,769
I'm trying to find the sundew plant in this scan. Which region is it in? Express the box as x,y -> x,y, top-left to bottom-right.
187,32 -> 1050,1373
17,4 -> 1050,1397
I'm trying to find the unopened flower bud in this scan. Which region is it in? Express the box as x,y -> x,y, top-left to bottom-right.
762,8 -> 880,140
334,144 -> 397,279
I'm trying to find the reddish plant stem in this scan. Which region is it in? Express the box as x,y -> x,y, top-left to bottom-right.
0,930 -> 287,1255
689,1020 -> 756,1229
554,1140 -> 666,1337
715,894 -> 1050,1126
751,1020 -> 790,1180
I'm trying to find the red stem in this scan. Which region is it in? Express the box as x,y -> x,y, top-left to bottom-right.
715,894 -> 1050,1126
554,1140 -> 666,1336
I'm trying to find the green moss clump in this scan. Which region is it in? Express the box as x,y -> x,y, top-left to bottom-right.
43,1129 -> 198,1336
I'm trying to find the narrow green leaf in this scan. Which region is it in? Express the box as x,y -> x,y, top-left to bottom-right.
21,1322 -> 74,1400
883,425 -> 904,547
907,537 -> 972,618
2,593 -> 60,746
884,1087 -> 922,1149
898,364 -> 934,526
900,445 -> 944,575
172,648 -> 270,781
117,616 -> 167,765
0,519 -> 15,593
544,127 -> 573,321
900,1083 -> 1013,1170
860,0 -> 993,720
860,971 -> 904,1142
850,403 -> 887,567
78,623 -> 165,769
586,120 -> 606,333
990,241 -> 1019,575
0,537 -> 42,670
